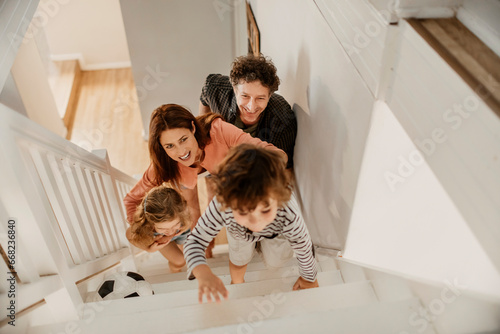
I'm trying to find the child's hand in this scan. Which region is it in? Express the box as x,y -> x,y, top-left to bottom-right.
194,265 -> 229,303
292,277 -> 319,290
146,235 -> 171,253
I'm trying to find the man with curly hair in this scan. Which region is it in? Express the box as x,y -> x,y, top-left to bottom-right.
199,54 -> 297,168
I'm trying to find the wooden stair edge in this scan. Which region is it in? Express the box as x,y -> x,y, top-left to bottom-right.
63,61 -> 82,140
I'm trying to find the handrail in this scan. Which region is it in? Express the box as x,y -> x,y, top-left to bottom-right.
0,104 -> 137,325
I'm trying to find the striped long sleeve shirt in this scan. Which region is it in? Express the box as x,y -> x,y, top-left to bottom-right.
184,195 -> 318,282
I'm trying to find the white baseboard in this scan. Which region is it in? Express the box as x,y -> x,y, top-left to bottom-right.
83,61 -> 131,71
457,2 -> 500,58
49,53 -> 131,71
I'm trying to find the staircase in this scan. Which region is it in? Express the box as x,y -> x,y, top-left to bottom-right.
25,246 -> 436,334
1,103 -> 499,334
1,101 -> 499,334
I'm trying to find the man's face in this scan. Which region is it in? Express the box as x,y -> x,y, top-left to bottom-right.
233,80 -> 271,126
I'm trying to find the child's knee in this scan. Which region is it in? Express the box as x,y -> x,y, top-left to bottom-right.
169,257 -> 186,268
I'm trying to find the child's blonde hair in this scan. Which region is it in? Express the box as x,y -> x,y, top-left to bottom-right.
210,144 -> 292,212
131,185 -> 191,248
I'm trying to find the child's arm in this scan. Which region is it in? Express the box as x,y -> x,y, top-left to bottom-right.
184,198 -> 228,302
282,199 -> 319,289
192,264 -> 228,303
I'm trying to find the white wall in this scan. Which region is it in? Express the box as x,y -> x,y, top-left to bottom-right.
345,101 -> 500,299
120,0 -> 235,136
249,0 -> 500,300
0,0 -> 40,92
248,0 -> 375,250
233,0 -> 249,57
458,0 -> 500,57
384,18 -> 500,279
42,0 -> 130,70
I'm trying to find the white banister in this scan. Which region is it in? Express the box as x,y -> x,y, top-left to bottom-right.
74,162 -> 107,258
0,104 -> 138,326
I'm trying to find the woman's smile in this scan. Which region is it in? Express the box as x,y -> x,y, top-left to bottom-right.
160,126 -> 200,167
179,151 -> 191,161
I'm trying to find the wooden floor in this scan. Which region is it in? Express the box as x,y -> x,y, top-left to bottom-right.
69,68 -> 150,177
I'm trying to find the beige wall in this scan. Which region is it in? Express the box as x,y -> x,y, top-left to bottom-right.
0,0 -> 40,92
120,0 -> 235,135
42,0 -> 130,70
11,25 -> 66,137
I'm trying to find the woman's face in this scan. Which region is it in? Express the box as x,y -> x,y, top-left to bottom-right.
159,124 -> 201,167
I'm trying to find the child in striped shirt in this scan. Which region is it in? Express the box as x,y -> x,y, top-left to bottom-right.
184,144 -> 318,303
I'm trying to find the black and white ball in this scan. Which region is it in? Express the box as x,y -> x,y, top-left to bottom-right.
89,271 -> 154,302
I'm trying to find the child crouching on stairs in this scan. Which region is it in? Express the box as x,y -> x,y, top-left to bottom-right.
126,185 -> 191,273
183,144 -> 319,303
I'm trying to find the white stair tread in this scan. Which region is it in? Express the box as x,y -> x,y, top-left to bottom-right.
147,259 -> 334,291
136,252 -> 228,269
195,297 -> 436,334
138,244 -> 228,261
81,270 -> 344,316
338,259 -> 367,283
210,243 -> 229,255
365,269 -> 415,302
139,252 -> 264,277
148,258 -> 297,283
29,281 -> 378,334
14,275 -> 63,311
138,250 -> 232,267
136,244 -> 231,269
317,257 -> 338,272
137,246 -> 338,277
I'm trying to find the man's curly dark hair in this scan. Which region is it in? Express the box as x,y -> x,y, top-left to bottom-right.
229,54 -> 280,93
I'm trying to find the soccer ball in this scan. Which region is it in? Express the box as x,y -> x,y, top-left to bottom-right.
87,271 -> 154,302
